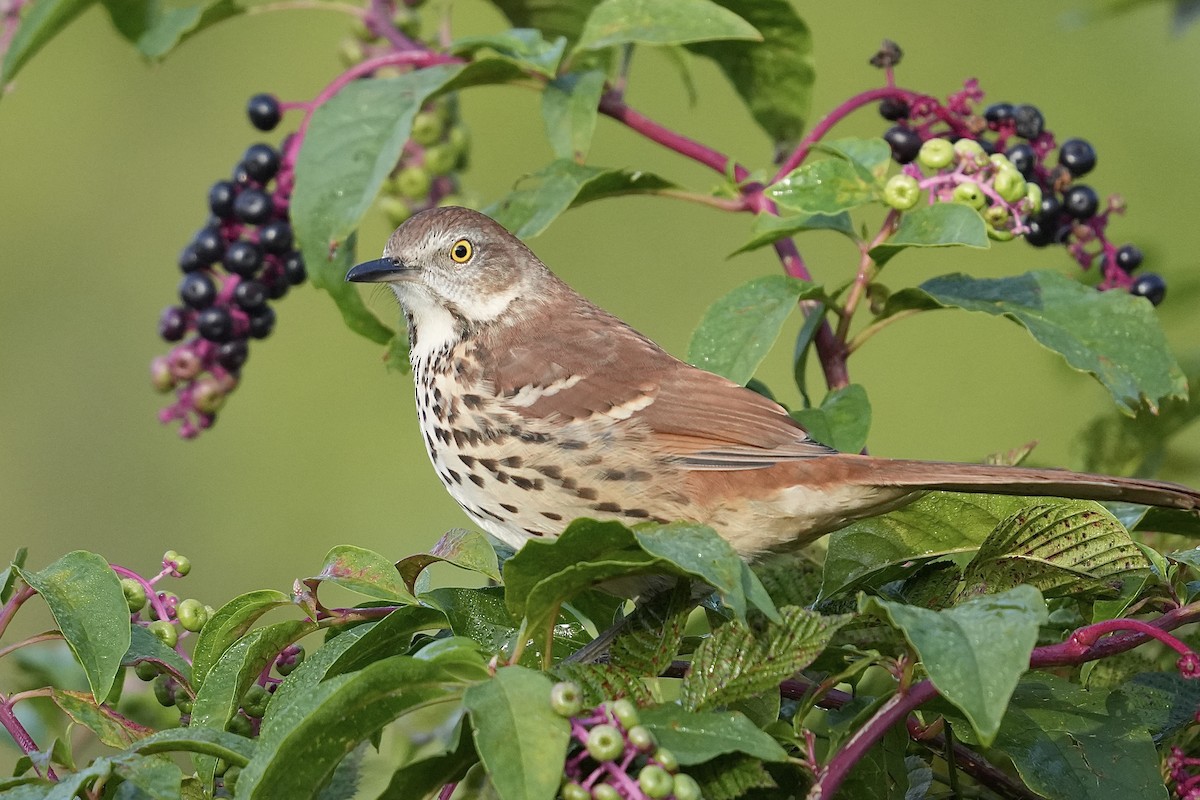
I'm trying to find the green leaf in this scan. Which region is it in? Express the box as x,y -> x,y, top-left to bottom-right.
686,0 -> 812,146
0,0 -> 95,87
129,726 -> 255,766
378,730 -> 478,800
817,137 -> 894,180
575,0 -> 760,51
687,274 -> 825,385
485,159 -> 675,239
959,501 -> 1148,599
869,203 -> 990,266
862,585 -> 1047,746
541,69 -> 607,161
17,551 -> 130,703
1111,670 -> 1200,742
607,581 -> 691,676
124,623 -> 193,686
639,706 -> 787,764
688,753 -> 777,800
879,270 -> 1188,414
730,211 -> 856,256
396,530 -> 501,594
110,753 -> 182,800
450,28 -> 565,77
190,589 -> 290,687
464,666 -> 570,800
766,158 -> 881,215
680,607 -> 848,710
51,689 -> 153,748
314,544 -> 417,604
101,0 -> 242,60
0,547 -> 27,603
791,383 -> 871,453
485,0 -> 602,46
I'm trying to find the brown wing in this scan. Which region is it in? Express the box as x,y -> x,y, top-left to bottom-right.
476,289 -> 834,468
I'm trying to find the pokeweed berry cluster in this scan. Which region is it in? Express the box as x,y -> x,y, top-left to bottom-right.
550,682 -> 702,800
879,81 -> 1166,304
152,93 -> 307,438
377,97 -> 472,227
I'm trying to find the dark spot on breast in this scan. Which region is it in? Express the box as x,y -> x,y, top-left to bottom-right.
560,476 -> 578,491
424,433 -> 435,451
502,456 -> 523,468
541,511 -> 563,521
435,427 -> 451,444
452,429 -> 466,447
500,503 -> 518,513
469,474 -> 485,488
627,470 -> 651,482
433,387 -> 442,403
576,486 -> 598,500
463,393 -> 482,408
524,527 -> 544,537
479,458 -> 498,471
600,470 -> 626,481
480,507 -> 505,522
517,430 -> 549,444
495,471 -> 510,484
623,508 -> 650,519
535,464 -> 562,480
512,476 -> 544,491
560,439 -> 587,450
592,501 -> 621,513
459,454 -> 476,468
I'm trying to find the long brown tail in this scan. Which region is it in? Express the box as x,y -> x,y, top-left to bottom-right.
849,457 -> 1200,511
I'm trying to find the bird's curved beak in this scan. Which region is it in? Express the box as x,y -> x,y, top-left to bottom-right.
345,258 -> 414,283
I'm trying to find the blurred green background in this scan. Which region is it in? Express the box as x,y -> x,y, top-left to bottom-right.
2,0 -> 1199,687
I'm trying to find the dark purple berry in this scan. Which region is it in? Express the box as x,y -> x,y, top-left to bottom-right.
159,306 -> 188,342
179,273 -> 217,310
208,181 -> 237,219
197,307 -> 234,342
1131,273 -> 1166,305
234,280 -> 268,311
248,306 -> 276,339
1024,217 -> 1054,248
1005,143 -> 1037,178
878,97 -> 909,121
192,226 -> 225,263
1012,104 -> 1045,140
1038,193 -> 1062,221
983,102 -> 1014,128
266,274 -> 290,299
283,252 -> 307,285
1114,244 -> 1143,273
232,163 -> 254,187
224,241 -> 264,277
1063,184 -> 1099,219
234,189 -> 273,225
216,339 -> 249,371
259,221 -> 293,254
978,138 -> 997,155
1058,138 -> 1096,178
178,244 -> 205,273
247,94 -> 282,132
883,125 -> 922,164
241,144 -> 280,184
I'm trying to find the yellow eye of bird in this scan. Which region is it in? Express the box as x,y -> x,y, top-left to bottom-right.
450,239 -> 473,264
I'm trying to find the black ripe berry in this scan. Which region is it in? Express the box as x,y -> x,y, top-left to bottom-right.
283,251 -> 307,285
208,181 -> 237,219
878,97 -> 909,121
178,244 -> 206,273
1058,138 -> 1096,178
1024,217 -> 1054,248
179,273 -> 217,309
266,274 -> 290,300
983,102 -> 1014,128
1012,104 -> 1045,139
192,226 -> 225,263
247,94 -> 282,132
1063,184 -> 1099,219
1039,193 -> 1062,221
216,339 -> 249,371
234,279 -> 268,311
1114,244 -> 1143,273
259,221 -> 293,254
241,144 -> 280,184
159,306 -> 188,342
224,241 -> 264,277
1004,143 -> 1037,179
197,307 -> 234,342
248,306 -> 277,339
234,189 -> 274,225
883,125 -> 922,164
1131,273 -> 1166,305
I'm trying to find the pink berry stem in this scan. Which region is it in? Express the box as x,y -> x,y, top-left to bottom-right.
112,565 -> 171,624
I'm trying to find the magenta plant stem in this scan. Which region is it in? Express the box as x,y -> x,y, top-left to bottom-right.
0,585 -> 34,641
111,565 -> 170,623
1033,604 -> 1200,668
366,0 -> 418,51
0,691 -> 54,780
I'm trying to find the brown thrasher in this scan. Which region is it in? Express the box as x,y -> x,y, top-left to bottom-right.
347,206 -> 1200,559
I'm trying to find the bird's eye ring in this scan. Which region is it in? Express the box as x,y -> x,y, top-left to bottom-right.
450,239 -> 473,264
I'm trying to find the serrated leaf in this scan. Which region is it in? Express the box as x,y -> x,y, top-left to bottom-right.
681,607 -> 847,710
730,211 -> 856,256
464,666 -> 570,800
869,204 -> 990,266
191,589 -> 289,687
687,274 -> 826,385
863,585 -> 1047,746
880,270 -> 1188,414
607,580 -> 691,675
50,689 -> 153,748
396,530 -> 501,594
791,383 -> 870,453
0,0 -> 95,87
485,160 -> 675,238
553,661 -> 654,706
766,158 -> 881,215
450,28 -> 565,76
686,0 -> 812,146
575,0 -> 760,52
314,544 -> 416,604
639,706 -> 787,764
101,0 -> 242,60
17,552 -> 130,703
689,753 -> 777,800
959,501 -> 1147,599
542,69 -> 606,161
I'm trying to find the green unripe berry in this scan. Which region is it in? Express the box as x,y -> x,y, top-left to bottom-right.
378,196 -> 413,226
424,144 -> 457,176
395,166 -> 432,200
638,765 -> 674,799
411,111 -> 445,147
276,645 -> 305,676
585,724 -> 625,762
549,681 -> 583,717
628,724 -> 656,751
992,168 -> 1027,203
176,598 -> 208,632
952,182 -> 987,209
561,782 -> 590,800
1024,182 -> 1043,214
987,225 -> 1015,242
989,153 -> 1016,172
338,38 -> 365,67
984,205 -> 1010,227
122,578 -> 147,612
147,620 -> 178,648
162,550 -> 190,576
654,747 -> 679,773
151,357 -> 176,393
223,766 -> 241,792
952,138 -> 987,167
883,174 -> 921,211
134,660 -> 159,682
193,377 -> 225,415
591,784 -> 620,800
227,713 -> 254,738
153,675 -> 176,707
176,696 -> 193,715
609,698 -> 640,729
448,125 -> 470,157
917,138 -> 954,170
242,684 -> 271,718
673,774 -> 702,800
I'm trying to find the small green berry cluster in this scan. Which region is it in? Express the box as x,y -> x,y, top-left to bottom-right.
337,2 -> 423,69
377,97 -> 473,227
550,682 -> 702,800
883,138 -> 1041,241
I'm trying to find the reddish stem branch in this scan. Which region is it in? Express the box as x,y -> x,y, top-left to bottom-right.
0,585 -> 34,641
0,691 -> 53,780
